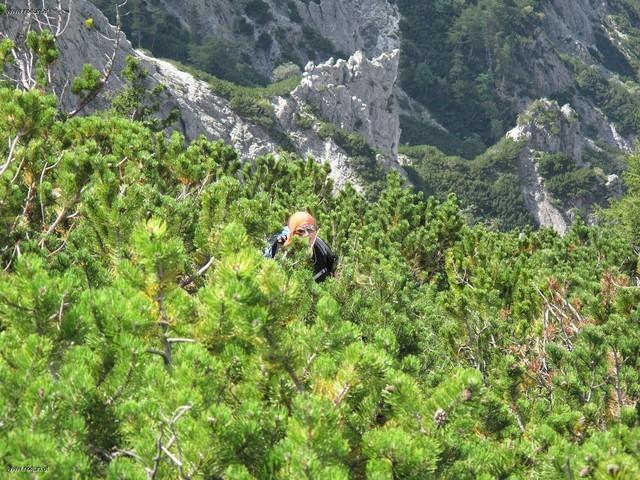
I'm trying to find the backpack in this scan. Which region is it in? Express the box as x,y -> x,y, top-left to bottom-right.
311,237 -> 338,282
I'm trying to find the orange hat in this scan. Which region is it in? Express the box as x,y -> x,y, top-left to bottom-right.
284,211 -> 318,247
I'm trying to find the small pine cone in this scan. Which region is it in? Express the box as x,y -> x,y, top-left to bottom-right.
461,388 -> 473,401
579,466 -> 590,477
434,408 -> 447,427
606,464 -> 619,475
383,384 -> 397,394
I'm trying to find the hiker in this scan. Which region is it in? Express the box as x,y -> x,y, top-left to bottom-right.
264,211 -> 338,282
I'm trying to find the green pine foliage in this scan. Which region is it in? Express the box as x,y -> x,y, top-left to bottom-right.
2,83 -> 640,478
109,56 -> 179,131
401,139 -> 535,229
71,63 -> 102,97
24,30 -> 60,88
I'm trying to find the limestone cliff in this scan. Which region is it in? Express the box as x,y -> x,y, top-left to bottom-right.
148,0 -> 400,78
273,49 -> 404,189
140,49 -> 405,191
507,99 -> 621,233
289,50 -> 400,158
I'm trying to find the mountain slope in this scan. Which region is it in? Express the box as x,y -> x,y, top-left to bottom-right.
90,0 -> 400,78
397,0 -> 639,150
4,0 -> 640,231
1,1 -> 405,192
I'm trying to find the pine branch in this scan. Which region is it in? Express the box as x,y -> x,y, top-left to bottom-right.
161,445 -> 182,468
159,405 -> 192,479
106,354 -> 137,406
284,363 -> 305,393
44,292 -> 67,330
0,349 -> 19,370
333,382 -> 351,406
9,156 -> 26,184
611,348 -> 625,417
9,181 -> 35,239
509,403 -> 525,433
54,0 -> 72,38
171,405 -> 193,424
39,154 -> 62,222
39,206 -> 68,246
146,349 -> 169,365
611,278 -> 640,290
111,448 -> 149,467
146,437 -> 162,480
155,290 -> 172,370
3,243 -> 22,272
0,292 -> 34,313
301,352 -> 318,379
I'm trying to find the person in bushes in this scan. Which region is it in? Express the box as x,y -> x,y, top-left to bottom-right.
264,211 -> 338,282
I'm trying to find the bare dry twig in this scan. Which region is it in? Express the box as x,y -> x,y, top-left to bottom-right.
67,0 -> 128,117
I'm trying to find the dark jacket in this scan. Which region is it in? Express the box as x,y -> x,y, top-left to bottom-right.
264,230 -> 338,282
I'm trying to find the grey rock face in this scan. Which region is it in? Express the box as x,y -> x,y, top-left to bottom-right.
139,47 -> 406,190
501,0 -> 637,151
150,0 -> 400,78
295,0 -> 400,59
291,50 -> 400,158
135,51 -> 278,160
507,102 -> 572,234
507,99 -> 620,234
513,100 -> 583,163
141,50 -> 384,192
272,49 -> 406,190
540,0 -> 599,65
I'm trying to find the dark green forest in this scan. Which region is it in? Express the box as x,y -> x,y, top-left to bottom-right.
397,0 -> 640,147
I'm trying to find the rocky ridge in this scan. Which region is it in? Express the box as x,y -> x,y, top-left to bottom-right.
289,50 -> 400,158
507,99 -> 621,233
2,0 -> 636,233
0,0 -> 403,191
134,50 -> 279,162
273,49 -> 404,189
505,0 -> 638,152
